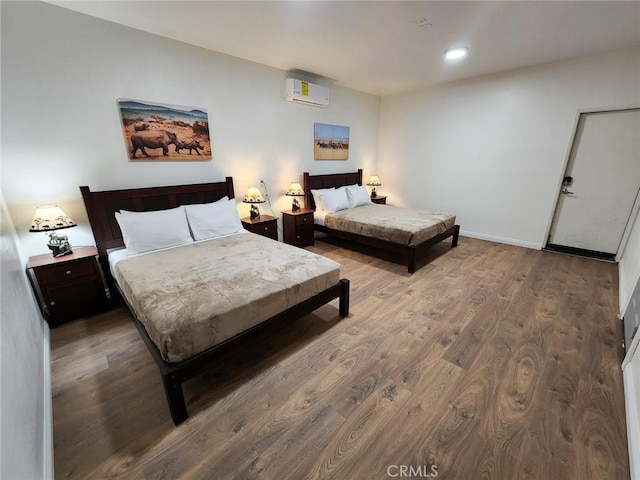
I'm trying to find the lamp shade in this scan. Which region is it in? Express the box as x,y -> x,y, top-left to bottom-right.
242,187 -> 265,204
29,206 -> 77,232
285,182 -> 305,196
366,176 -> 381,187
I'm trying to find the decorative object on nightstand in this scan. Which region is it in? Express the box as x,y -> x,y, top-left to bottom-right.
283,209 -> 314,247
285,182 -> 305,212
26,246 -> 110,327
241,214 -> 278,241
243,186 -> 265,219
371,195 -> 387,205
366,175 -> 382,198
29,205 -> 77,257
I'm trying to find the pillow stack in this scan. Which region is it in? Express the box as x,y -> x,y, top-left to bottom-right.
115,196 -> 245,255
313,184 -> 372,213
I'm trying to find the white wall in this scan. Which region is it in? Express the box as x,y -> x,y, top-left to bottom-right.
0,190 -> 52,480
1,1 -> 380,259
378,47 -> 640,249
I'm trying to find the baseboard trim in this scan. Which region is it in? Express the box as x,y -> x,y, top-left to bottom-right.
43,322 -> 53,480
459,230 -> 542,250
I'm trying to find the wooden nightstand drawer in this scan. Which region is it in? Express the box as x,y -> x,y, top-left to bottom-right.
257,221 -> 277,238
241,215 -> 278,241
295,224 -> 314,243
43,279 -> 107,323
295,213 -> 313,226
34,258 -> 97,286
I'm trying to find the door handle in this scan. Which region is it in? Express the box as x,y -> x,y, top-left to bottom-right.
561,188 -> 575,196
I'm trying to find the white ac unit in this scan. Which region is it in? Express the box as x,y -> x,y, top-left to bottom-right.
285,78 -> 330,107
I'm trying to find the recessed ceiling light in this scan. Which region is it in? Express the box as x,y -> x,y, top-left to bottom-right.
444,47 -> 469,60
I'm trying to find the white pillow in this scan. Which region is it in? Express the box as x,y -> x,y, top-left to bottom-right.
320,188 -> 350,213
115,206 -> 193,255
345,185 -> 372,208
185,198 -> 244,241
311,187 -> 334,212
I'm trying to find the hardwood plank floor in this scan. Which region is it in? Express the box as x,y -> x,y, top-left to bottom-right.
50,237 -> 630,479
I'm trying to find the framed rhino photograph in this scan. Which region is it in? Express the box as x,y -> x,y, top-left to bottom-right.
118,99 -> 212,161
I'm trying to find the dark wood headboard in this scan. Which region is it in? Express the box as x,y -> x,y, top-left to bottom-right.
80,178 -> 234,266
303,169 -> 363,210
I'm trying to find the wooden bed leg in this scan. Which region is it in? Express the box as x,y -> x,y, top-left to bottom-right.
452,225 -> 460,248
407,249 -> 417,274
339,278 -> 350,317
162,373 -> 188,425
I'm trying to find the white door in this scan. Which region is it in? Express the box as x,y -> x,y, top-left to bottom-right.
548,109 -> 640,257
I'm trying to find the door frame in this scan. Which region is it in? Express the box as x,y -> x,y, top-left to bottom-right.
543,105 -> 640,262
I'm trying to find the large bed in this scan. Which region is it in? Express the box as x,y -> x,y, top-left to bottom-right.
80,179 -> 349,425
303,169 -> 460,273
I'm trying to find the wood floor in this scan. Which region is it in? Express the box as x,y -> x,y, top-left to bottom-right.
50,237 -> 630,479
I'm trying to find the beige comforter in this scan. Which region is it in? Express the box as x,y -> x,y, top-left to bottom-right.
324,205 -> 456,246
113,233 -> 340,363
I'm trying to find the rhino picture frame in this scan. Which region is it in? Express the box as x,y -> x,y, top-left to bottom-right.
118,99 -> 212,161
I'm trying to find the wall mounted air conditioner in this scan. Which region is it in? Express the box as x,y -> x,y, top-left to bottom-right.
285,78 -> 330,107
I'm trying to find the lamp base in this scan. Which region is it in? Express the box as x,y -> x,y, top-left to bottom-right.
249,204 -> 261,220
371,189 -> 377,198
48,242 -> 73,257
46,231 -> 73,257
292,198 -> 301,212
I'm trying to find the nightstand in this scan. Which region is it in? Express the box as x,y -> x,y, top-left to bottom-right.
371,195 -> 387,205
26,246 -> 110,327
241,214 -> 278,241
283,209 -> 314,247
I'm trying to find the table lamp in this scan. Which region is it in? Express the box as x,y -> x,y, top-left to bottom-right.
243,187 -> 265,219
366,175 -> 382,198
29,205 -> 77,256
285,182 -> 305,211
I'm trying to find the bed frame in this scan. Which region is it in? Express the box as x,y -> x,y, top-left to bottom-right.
80,179 -> 350,425
303,169 -> 460,273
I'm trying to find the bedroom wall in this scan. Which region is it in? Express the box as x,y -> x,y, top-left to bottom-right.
0,190 -> 51,480
378,46 -> 640,249
1,1 -> 380,259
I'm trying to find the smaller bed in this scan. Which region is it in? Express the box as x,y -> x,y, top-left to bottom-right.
81,179 -> 349,424
304,169 -> 460,273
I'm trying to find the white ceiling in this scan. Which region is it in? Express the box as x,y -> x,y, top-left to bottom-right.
47,1 -> 640,97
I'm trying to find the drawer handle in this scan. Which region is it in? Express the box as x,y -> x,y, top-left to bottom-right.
66,270 -> 72,275
264,226 -> 268,230
303,218 -> 308,222
50,301 -> 56,306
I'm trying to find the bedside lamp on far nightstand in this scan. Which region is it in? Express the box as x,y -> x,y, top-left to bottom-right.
366,175 -> 381,198
285,182 -> 305,212
243,186 -> 265,219
29,205 -> 77,257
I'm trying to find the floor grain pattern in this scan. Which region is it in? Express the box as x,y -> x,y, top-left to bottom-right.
50,237 -> 630,479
